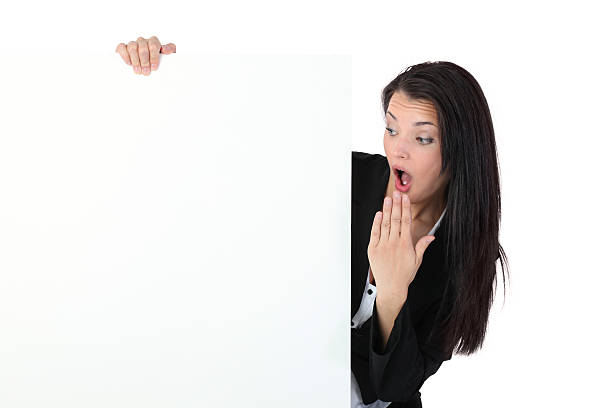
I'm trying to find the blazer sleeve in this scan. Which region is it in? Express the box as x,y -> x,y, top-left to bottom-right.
368,294 -> 452,402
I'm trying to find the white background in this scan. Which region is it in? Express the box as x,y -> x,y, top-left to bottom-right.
2,0 -> 612,407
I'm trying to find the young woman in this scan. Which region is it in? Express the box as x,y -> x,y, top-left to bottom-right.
351,61 -> 509,407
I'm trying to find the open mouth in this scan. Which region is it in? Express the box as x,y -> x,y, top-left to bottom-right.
394,168 -> 411,186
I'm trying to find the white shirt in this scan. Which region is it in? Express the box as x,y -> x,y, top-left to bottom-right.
351,207 -> 447,408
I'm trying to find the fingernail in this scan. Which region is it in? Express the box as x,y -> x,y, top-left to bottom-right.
393,191 -> 400,200
143,66 -> 150,74
133,66 -> 138,73
384,197 -> 391,205
136,66 -> 141,74
151,63 -> 158,70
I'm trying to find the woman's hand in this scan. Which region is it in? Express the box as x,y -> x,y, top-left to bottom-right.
115,36 -> 176,75
367,191 -> 436,303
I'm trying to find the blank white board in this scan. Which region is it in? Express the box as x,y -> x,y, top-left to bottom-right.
0,53 -> 351,407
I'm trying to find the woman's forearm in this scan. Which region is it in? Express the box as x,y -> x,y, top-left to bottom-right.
374,290 -> 408,352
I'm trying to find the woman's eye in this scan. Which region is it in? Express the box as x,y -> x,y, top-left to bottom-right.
417,137 -> 434,145
386,128 -> 433,144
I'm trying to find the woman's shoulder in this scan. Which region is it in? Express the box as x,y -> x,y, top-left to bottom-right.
352,151 -> 388,180
352,151 -> 387,166
352,151 -> 389,202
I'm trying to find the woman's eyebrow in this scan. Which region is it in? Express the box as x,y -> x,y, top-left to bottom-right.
386,111 -> 398,120
386,110 -> 437,127
414,121 -> 437,127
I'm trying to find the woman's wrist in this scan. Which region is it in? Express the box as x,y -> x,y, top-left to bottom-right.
375,289 -> 408,323
376,286 -> 409,309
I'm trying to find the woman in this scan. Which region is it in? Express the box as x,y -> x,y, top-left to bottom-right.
351,61 -> 509,407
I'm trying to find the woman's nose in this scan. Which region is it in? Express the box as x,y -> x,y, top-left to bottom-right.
393,135 -> 411,158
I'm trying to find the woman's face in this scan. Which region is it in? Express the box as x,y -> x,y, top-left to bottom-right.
383,91 -> 450,206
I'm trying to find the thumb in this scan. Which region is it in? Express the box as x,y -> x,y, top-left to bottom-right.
415,235 -> 436,263
160,43 -> 177,54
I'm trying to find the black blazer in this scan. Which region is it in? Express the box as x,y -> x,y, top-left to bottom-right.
351,151 -> 454,407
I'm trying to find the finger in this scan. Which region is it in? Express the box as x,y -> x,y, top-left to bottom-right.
148,36 -> 162,70
368,211 -> 383,250
415,235 -> 436,265
400,193 -> 413,244
389,191 -> 402,239
115,43 -> 131,65
381,196 -> 392,242
137,37 -> 150,75
161,43 -> 176,54
127,41 -> 140,74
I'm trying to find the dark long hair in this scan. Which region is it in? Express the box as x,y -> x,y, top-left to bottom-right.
381,61 -> 509,355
